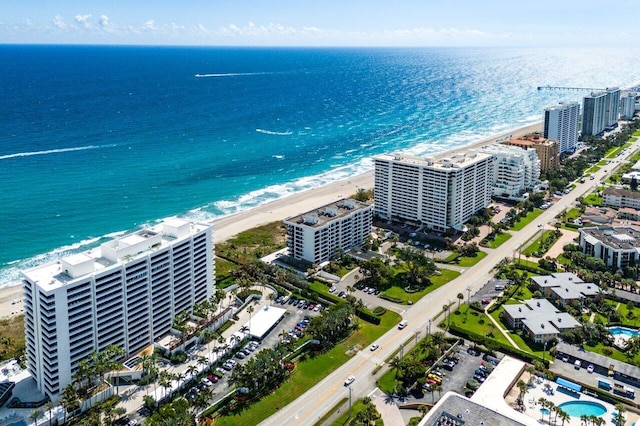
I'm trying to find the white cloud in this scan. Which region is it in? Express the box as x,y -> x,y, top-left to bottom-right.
75,14 -> 92,29
52,15 -> 66,30
143,20 -> 155,30
99,15 -> 115,33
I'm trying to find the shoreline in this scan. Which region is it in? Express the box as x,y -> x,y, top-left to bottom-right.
0,121 -> 542,318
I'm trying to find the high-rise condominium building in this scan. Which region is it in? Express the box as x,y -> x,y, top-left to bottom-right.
478,145 -> 541,201
605,87 -> 621,129
543,103 -> 579,153
284,199 -> 372,265
374,152 -> 493,232
22,218 -> 214,399
582,91 -> 608,137
505,134 -> 558,172
621,93 -> 636,119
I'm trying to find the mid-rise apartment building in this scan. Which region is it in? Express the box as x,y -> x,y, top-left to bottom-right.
603,187 -> 640,210
505,134 -> 559,172
478,145 -> 541,201
374,152 -> 493,232
284,199 -> 372,265
543,103 -> 579,153
22,218 -> 214,399
579,226 -> 640,268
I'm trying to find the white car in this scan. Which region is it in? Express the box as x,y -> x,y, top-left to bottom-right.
344,375 -> 355,386
587,364 -> 594,373
370,344 -> 379,351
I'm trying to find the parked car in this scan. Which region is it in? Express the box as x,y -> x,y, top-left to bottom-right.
344,375 -> 355,386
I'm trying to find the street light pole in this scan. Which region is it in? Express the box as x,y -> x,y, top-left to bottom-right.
414,330 -> 420,346
348,385 -> 353,418
427,319 -> 432,336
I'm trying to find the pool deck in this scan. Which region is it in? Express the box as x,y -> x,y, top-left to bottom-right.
472,356 -> 639,426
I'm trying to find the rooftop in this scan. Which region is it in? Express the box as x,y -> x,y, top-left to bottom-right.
531,273 -> 600,301
22,218 -> 212,291
503,298 -> 581,335
556,342 -> 640,379
284,198 -> 371,228
375,151 -> 493,171
604,187 -> 640,200
506,133 -> 557,147
580,226 -> 640,251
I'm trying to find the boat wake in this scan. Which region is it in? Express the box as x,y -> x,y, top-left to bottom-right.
0,144 -> 116,161
195,72 -> 269,78
256,129 -> 293,136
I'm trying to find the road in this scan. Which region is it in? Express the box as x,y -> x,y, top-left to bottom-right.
259,138 -> 640,426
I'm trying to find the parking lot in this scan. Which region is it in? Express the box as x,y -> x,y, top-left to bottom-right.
402,342 -> 502,405
469,278 -> 510,305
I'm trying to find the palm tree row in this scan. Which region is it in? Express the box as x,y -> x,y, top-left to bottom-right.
538,397 -> 570,426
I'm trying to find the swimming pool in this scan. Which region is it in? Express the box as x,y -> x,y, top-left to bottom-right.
558,401 -> 607,417
609,326 -> 640,337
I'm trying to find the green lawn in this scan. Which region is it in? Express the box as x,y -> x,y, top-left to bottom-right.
482,232 -> 512,249
448,306 -> 511,346
521,230 -> 554,257
583,192 -> 603,206
456,251 -> 487,267
634,130 -> 640,137
382,269 -> 461,304
585,165 -> 601,174
330,399 -> 383,426
566,208 -> 582,221
215,257 -> 237,279
510,209 -> 542,231
214,310 -> 400,426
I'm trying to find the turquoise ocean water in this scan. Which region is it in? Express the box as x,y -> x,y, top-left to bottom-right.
1,45 -> 639,287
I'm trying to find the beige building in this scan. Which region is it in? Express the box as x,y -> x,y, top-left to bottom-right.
504,134 -> 559,172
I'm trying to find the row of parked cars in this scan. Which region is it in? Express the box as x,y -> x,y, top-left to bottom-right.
284,316 -> 311,344
276,295 -> 325,312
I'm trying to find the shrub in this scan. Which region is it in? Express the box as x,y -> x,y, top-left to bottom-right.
372,306 -> 387,316
170,350 -> 187,364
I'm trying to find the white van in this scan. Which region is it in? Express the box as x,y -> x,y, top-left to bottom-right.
398,320 -> 408,329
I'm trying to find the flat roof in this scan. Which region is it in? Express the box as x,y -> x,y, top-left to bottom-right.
284,198 -> 371,229
245,306 -> 287,339
604,187 -> 640,200
375,151 -> 493,171
22,218 -> 211,291
580,226 -> 640,251
556,377 -> 582,392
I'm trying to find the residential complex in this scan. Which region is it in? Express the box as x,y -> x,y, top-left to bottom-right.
621,92 -> 637,119
603,187 -> 640,209
284,198 -> 372,265
478,145 -> 541,201
529,272 -> 600,307
505,134 -> 559,172
582,91 -> 608,137
502,298 -> 581,343
582,88 -> 620,136
374,152 -> 493,232
543,103 -> 579,153
579,226 -> 640,268
21,218 -> 215,399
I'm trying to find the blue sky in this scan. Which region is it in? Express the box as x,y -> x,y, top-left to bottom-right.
1,0 -> 638,47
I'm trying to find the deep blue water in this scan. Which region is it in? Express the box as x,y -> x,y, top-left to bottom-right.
1,45 -> 639,286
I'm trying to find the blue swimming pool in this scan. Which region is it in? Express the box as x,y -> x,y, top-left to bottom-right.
7,420 -> 26,426
558,401 -> 607,417
609,326 -> 640,337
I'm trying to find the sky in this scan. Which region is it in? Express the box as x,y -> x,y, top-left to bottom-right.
1,0 -> 639,47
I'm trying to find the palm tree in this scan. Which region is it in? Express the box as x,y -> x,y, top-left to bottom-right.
59,384 -> 79,423
247,304 -> 255,331
457,293 -> 464,310
557,409 -> 570,426
615,403 -> 627,426
516,379 -> 527,401
580,414 -> 589,426
29,409 -> 42,426
389,356 -> 403,380
42,401 -> 54,426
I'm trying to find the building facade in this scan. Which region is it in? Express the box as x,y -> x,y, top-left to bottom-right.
374,152 -> 493,232
505,135 -> 559,172
621,93 -> 636,119
605,87 -> 621,129
582,91 -> 608,137
543,103 -> 580,153
284,199 -> 372,265
478,145 -> 541,201
603,187 -> 640,210
579,226 -> 640,269
22,218 -> 214,399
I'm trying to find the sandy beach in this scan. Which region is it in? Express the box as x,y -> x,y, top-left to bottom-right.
0,121 -> 542,319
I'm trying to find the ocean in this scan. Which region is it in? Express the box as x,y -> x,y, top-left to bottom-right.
1,45 -> 639,287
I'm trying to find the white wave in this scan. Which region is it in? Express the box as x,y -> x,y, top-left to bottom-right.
256,129 -> 293,136
0,144 -> 116,161
195,72 -> 269,78
272,155 -> 285,159
204,158 -> 374,219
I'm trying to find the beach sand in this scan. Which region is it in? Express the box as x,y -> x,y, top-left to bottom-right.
0,122 -> 542,319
